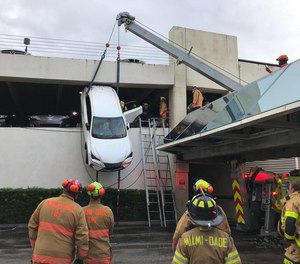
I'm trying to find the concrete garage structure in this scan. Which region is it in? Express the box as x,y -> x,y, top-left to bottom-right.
0,25 -> 287,221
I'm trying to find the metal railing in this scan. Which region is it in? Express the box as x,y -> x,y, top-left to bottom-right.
0,33 -> 170,64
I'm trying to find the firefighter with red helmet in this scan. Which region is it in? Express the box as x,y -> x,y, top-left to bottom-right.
28,179 -> 89,264
172,193 -> 241,264
83,181 -> 114,264
278,180 -> 300,264
266,54 -> 289,73
172,179 -> 231,250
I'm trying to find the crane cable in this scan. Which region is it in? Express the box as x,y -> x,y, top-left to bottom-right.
116,26 -> 121,94
87,20 -> 117,93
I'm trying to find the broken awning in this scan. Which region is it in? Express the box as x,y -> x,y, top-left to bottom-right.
157,59 -> 300,163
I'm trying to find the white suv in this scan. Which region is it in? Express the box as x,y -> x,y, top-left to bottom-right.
81,85 -> 142,171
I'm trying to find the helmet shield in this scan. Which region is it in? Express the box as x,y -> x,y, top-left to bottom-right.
187,194 -> 224,227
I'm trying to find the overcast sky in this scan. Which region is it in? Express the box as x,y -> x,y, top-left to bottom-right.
1,0 -> 299,63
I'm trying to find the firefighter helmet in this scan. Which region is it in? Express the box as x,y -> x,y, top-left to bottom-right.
193,179 -> 214,194
187,193 -> 224,227
160,96 -> 166,101
62,179 -> 82,193
87,181 -> 105,197
276,54 -> 288,62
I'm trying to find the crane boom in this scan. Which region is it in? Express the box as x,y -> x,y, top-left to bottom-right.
116,12 -> 243,92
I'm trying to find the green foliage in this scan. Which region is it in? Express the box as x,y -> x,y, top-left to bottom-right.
0,188 -> 147,224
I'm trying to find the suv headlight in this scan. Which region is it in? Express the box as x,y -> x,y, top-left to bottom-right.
122,152 -> 133,169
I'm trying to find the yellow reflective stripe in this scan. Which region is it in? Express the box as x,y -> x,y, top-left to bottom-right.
193,199 -> 198,206
285,211 -> 299,220
295,238 -> 300,247
199,201 -> 204,208
284,233 -> 295,240
225,250 -> 241,264
172,257 -> 183,264
207,200 -> 213,208
284,257 -> 294,264
173,250 -> 188,264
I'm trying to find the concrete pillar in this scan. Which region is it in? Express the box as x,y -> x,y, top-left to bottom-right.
169,64 -> 187,128
173,160 -> 189,219
168,27 -> 188,128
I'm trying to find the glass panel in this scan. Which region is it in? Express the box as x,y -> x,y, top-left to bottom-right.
92,116 -> 127,139
165,59 -> 300,143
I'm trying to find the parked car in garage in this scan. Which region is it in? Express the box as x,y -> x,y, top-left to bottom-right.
0,114 -> 9,127
81,85 -> 142,171
28,114 -> 70,127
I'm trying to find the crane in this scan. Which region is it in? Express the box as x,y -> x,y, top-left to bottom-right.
116,12 -> 243,92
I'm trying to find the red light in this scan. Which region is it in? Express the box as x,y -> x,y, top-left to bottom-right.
254,171 -> 274,183
283,173 -> 289,180
179,179 -> 185,185
271,191 -> 277,198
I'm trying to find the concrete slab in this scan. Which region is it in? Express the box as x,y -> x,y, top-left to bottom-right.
0,223 -> 285,264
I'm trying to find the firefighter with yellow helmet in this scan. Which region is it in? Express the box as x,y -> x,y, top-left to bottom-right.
278,180 -> 300,264
172,193 -> 241,264
83,181 -> 114,264
172,179 -> 231,250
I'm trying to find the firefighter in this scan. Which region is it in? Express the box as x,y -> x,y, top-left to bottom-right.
266,54 -> 289,73
172,193 -> 241,264
278,180 -> 300,264
83,181 -> 114,264
120,100 -> 127,112
159,96 -> 168,127
172,179 -> 231,250
28,179 -> 89,264
187,85 -> 203,112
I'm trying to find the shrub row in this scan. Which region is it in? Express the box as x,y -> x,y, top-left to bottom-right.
0,188 -> 147,224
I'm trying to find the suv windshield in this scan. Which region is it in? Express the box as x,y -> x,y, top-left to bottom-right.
92,116 -> 127,139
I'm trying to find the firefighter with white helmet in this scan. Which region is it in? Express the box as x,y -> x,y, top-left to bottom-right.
28,179 -> 89,264
172,193 -> 241,264
83,181 -> 114,264
172,179 -> 231,250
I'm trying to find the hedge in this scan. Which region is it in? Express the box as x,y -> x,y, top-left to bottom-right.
0,188 -> 148,224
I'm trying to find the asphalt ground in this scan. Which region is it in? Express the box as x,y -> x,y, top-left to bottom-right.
0,222 -> 285,264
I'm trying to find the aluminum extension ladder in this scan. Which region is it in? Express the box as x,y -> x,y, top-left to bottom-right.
139,117 -> 177,227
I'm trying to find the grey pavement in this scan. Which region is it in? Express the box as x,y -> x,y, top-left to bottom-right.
0,222 -> 284,264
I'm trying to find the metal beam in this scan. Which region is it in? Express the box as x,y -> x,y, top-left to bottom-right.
117,12 -> 243,92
